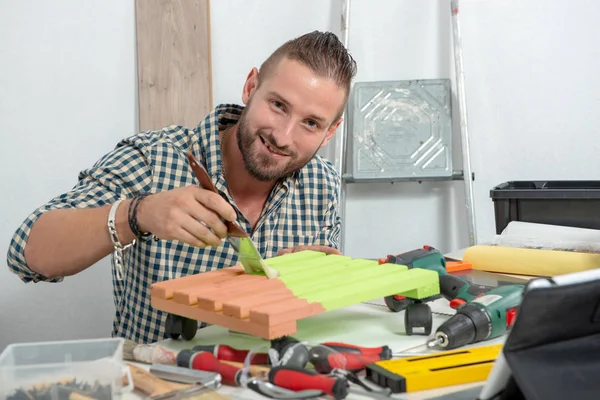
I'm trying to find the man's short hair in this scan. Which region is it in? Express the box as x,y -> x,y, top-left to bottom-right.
258,31 -> 358,119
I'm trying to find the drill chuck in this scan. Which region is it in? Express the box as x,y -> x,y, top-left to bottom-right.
433,304 -> 492,350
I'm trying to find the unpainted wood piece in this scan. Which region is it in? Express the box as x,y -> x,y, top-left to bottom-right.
127,363 -> 188,396
135,0 -> 212,131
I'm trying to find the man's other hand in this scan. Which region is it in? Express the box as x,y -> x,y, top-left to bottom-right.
277,245 -> 342,256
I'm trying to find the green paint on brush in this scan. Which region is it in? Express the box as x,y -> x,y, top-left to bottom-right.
237,237 -> 279,278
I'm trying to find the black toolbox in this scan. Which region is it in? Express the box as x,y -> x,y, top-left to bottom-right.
490,181 -> 600,234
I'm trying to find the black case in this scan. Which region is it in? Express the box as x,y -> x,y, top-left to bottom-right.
490,180 -> 600,234
497,277 -> 600,400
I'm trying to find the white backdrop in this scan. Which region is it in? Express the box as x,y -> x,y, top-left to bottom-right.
2,0 -> 598,349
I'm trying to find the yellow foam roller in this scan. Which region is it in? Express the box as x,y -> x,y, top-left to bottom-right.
463,245 -> 600,277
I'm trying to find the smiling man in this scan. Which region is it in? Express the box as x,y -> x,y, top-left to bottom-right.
6,31 -> 357,343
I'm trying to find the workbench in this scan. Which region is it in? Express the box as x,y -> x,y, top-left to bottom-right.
126,250 -> 506,399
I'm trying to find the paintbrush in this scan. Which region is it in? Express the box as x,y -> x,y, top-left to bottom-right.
123,339 -> 270,378
123,339 -> 178,365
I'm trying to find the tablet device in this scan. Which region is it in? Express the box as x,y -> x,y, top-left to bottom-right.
478,267 -> 600,400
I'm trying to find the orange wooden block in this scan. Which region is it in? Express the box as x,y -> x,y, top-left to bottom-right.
249,299 -> 325,326
196,279 -> 291,312
152,297 -> 297,338
173,273 -> 264,306
151,266 -> 243,299
222,288 -> 294,318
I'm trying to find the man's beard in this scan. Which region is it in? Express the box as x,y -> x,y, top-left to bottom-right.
236,110 -> 321,182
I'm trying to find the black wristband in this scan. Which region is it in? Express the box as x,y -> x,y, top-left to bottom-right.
128,193 -> 152,240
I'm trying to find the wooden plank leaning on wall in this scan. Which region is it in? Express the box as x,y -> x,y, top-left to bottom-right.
135,0 -> 212,131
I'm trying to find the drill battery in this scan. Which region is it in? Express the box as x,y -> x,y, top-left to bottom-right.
365,344 -> 502,393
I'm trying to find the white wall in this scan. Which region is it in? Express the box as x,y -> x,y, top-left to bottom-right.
0,0 -> 136,350
338,0 -> 469,258
2,0 -> 598,350
460,0 -> 600,238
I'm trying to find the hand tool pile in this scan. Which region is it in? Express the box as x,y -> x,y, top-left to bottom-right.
137,246 -> 524,398
140,337 -> 406,399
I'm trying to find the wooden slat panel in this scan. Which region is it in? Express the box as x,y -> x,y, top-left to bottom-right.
171,270 -> 249,305
152,297 -> 298,339
151,266 -> 243,299
195,280 -> 291,312
222,288 -> 294,318
195,275 -> 279,311
149,250 -> 441,340
135,0 -> 212,131
175,276 -> 261,308
249,299 -> 324,326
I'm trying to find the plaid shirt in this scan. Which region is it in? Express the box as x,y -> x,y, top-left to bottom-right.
6,104 -> 341,343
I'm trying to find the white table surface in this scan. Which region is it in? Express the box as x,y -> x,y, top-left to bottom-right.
126,248 -> 503,399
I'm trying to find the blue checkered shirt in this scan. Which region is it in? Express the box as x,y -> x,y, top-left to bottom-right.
6,104 -> 341,343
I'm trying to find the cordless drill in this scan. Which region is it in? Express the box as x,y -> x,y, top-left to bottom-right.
427,284 -> 524,350
381,246 -> 494,309
382,246 -> 525,348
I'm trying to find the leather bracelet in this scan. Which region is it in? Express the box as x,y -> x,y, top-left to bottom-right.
128,193 -> 152,240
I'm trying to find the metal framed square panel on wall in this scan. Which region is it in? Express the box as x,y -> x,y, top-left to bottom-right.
347,79 -> 454,180
334,0 -> 477,253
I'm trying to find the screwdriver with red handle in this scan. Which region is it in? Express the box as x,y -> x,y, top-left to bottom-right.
320,342 -> 392,360
309,345 -> 386,374
191,344 -> 270,365
269,365 -> 349,400
177,349 -> 244,386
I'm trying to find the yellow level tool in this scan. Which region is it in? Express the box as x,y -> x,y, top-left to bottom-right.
365,344 -> 503,393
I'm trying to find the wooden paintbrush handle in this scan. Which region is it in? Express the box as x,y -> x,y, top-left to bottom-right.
126,363 -> 189,396
186,152 -> 248,238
